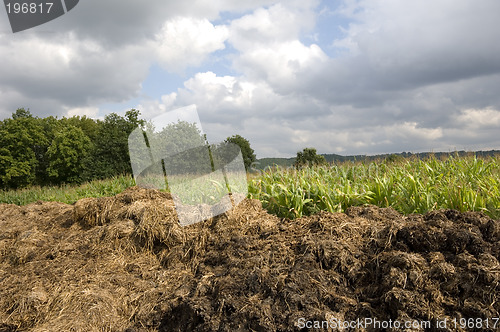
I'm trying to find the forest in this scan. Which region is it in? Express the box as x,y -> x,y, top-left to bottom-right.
0,108 -> 144,189
0,108 -> 256,190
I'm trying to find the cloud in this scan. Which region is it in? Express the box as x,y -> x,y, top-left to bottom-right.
65,106 -> 100,118
136,93 -> 178,120
0,32 -> 150,118
0,1 -> 278,119
1,0 -> 499,158
39,0 -> 279,48
454,108 -> 500,133
154,17 -> 228,73
331,0 -> 500,87
234,41 -> 328,92
228,2 -> 328,92
135,71 -> 334,154
228,2 -> 316,49
144,71 -> 267,129
133,0 -> 500,157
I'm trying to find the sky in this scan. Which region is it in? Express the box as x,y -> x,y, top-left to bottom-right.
1,0 -> 499,158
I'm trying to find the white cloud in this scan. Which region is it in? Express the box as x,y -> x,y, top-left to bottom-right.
182,72 -> 241,101
39,0 -> 280,47
65,106 -> 100,118
389,122 -> 443,141
228,3 -> 315,50
227,2 -> 328,93
135,92 -> 178,119
154,17 -> 228,73
235,41 -> 328,90
455,108 -> 500,130
150,71 -> 270,133
176,71 -> 262,117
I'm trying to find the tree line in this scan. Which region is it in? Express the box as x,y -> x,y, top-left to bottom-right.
0,108 -> 256,189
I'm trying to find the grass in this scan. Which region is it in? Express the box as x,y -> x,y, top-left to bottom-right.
0,174 -> 135,205
1,155 -> 499,219
0,171 -> 245,206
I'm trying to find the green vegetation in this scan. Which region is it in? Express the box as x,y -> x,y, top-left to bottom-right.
1,154 -> 499,219
132,120 -> 211,178
0,174 -> 135,205
253,157 -> 295,170
224,134 -> 256,171
253,150 -> 500,170
0,108 -> 256,190
294,147 -> 326,169
249,155 -> 500,219
0,108 -> 143,188
1,137 -> 498,221
85,109 -> 144,180
46,125 -> 92,183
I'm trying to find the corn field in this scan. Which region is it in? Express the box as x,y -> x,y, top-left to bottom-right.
248,155 -> 500,219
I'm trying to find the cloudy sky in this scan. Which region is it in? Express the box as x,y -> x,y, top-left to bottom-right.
1,0 -> 499,158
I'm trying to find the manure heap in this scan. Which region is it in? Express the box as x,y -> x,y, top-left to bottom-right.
1,186 -> 499,331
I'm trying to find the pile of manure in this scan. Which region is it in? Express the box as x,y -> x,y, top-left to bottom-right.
1,186 -> 499,331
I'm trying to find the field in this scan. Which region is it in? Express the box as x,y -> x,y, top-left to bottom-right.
249,155 -> 500,219
0,155 -> 499,331
2,154 -> 499,218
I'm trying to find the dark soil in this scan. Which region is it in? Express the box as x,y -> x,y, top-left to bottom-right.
1,186 -> 499,331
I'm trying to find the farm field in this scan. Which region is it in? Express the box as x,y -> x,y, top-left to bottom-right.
249,155 -> 500,220
2,154 -> 499,219
0,155 -> 499,331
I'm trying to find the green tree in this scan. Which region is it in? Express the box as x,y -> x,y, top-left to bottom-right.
46,125 -> 92,183
137,120 -> 210,176
0,111 -> 48,188
60,115 -> 101,143
11,107 -> 33,119
385,154 -> 404,163
86,110 -> 145,179
224,134 -> 256,171
0,109 -> 147,187
294,147 -> 326,169
125,109 -> 145,129
34,116 -> 62,185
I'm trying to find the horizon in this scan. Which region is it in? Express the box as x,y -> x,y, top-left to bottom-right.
259,148 -> 500,160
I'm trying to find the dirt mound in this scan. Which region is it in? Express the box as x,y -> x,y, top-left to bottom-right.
1,187 -> 499,331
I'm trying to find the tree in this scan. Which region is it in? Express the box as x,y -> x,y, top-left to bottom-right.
12,107 -> 33,119
294,147 -> 326,169
385,154 -> 404,163
0,108 -> 149,187
125,109 -> 145,129
145,120 -> 211,176
60,115 -> 101,143
85,110 -> 145,179
0,113 -> 48,188
46,125 -> 92,183
224,135 -> 256,171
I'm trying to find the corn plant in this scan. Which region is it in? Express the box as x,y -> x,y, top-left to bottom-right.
249,155 -> 499,219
